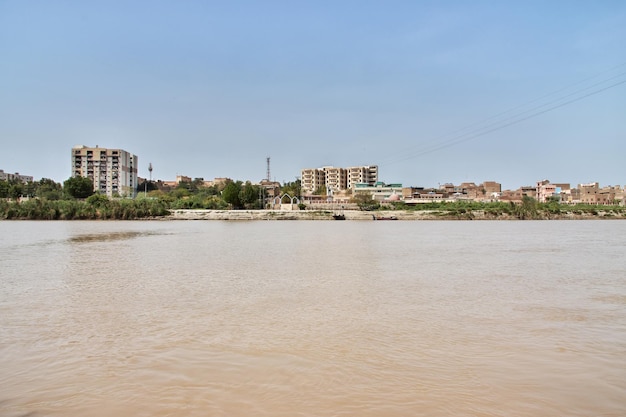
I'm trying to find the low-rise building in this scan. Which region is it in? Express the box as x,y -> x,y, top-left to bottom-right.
403,187 -> 448,203
579,182 -> 600,204
0,170 -> 33,183
483,181 -> 502,195
353,182 -> 402,202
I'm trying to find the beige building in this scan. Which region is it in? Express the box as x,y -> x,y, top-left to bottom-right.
301,165 -> 378,194
579,182 -> 600,204
71,145 -> 138,197
483,181 -> 502,195
301,168 -> 326,194
324,166 -> 348,192
347,165 -> 378,189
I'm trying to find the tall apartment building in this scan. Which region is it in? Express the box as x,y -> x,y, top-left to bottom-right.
323,166 -> 348,192
301,168 -> 326,194
301,165 -> 378,194
347,165 -> 378,189
71,145 -> 138,197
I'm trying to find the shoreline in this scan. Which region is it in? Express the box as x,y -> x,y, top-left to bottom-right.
167,209 -> 625,221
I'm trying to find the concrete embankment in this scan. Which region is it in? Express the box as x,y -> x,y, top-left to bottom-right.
167,209 -> 624,220
169,209 -> 373,220
168,209 -> 501,220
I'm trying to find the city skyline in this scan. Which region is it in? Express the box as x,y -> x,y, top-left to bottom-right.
1,1 -> 625,190
3,156 -> 625,196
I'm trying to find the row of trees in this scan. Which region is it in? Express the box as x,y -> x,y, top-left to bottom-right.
0,177 -> 272,208
0,177 -> 297,219
0,177 -> 95,200
0,196 -> 170,220
387,196 -> 625,218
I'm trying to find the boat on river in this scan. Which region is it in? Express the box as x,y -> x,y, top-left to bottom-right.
332,204 -> 346,220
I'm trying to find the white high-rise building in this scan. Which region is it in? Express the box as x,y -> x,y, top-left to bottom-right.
71,145 -> 138,197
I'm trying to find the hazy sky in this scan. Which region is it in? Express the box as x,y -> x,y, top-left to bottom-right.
1,1 -> 625,190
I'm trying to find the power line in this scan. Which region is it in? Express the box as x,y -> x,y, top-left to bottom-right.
387,77 -> 626,164
379,63 -> 626,166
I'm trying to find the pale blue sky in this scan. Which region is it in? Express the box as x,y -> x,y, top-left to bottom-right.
1,0 -> 625,190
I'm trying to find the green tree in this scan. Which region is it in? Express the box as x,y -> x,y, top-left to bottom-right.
516,195 -> 538,219
63,176 -> 94,199
86,193 -> 110,208
0,180 -> 10,198
222,181 -> 242,208
313,185 -> 327,196
137,180 -> 158,194
22,181 -> 37,198
36,178 -> 63,200
351,192 -> 379,211
239,181 -> 259,209
8,183 -> 23,200
282,179 -> 301,197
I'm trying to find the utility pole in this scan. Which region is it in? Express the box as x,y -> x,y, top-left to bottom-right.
145,162 -> 153,197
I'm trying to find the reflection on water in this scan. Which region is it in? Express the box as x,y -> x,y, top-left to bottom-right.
0,220 -> 625,417
68,230 -> 162,243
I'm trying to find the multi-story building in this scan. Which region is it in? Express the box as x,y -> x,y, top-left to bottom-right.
323,166 -> 348,192
71,145 -> 138,197
535,180 -> 571,202
0,170 -> 33,183
483,181 -> 502,195
347,165 -> 378,189
579,182 -> 600,204
301,165 -> 378,194
301,168 -> 326,194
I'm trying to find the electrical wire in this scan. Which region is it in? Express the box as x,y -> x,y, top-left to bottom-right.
378,63 -> 626,166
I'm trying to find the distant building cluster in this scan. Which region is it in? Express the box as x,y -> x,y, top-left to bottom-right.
0,169 -> 33,183
299,170 -> 625,206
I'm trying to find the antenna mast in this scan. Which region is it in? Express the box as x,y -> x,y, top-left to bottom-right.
266,157 -> 271,182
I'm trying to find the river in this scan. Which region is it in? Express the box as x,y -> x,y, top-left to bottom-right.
1,220 -> 625,416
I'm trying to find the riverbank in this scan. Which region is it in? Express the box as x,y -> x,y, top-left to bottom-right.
168,209 -> 626,220
2,198 -> 624,220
